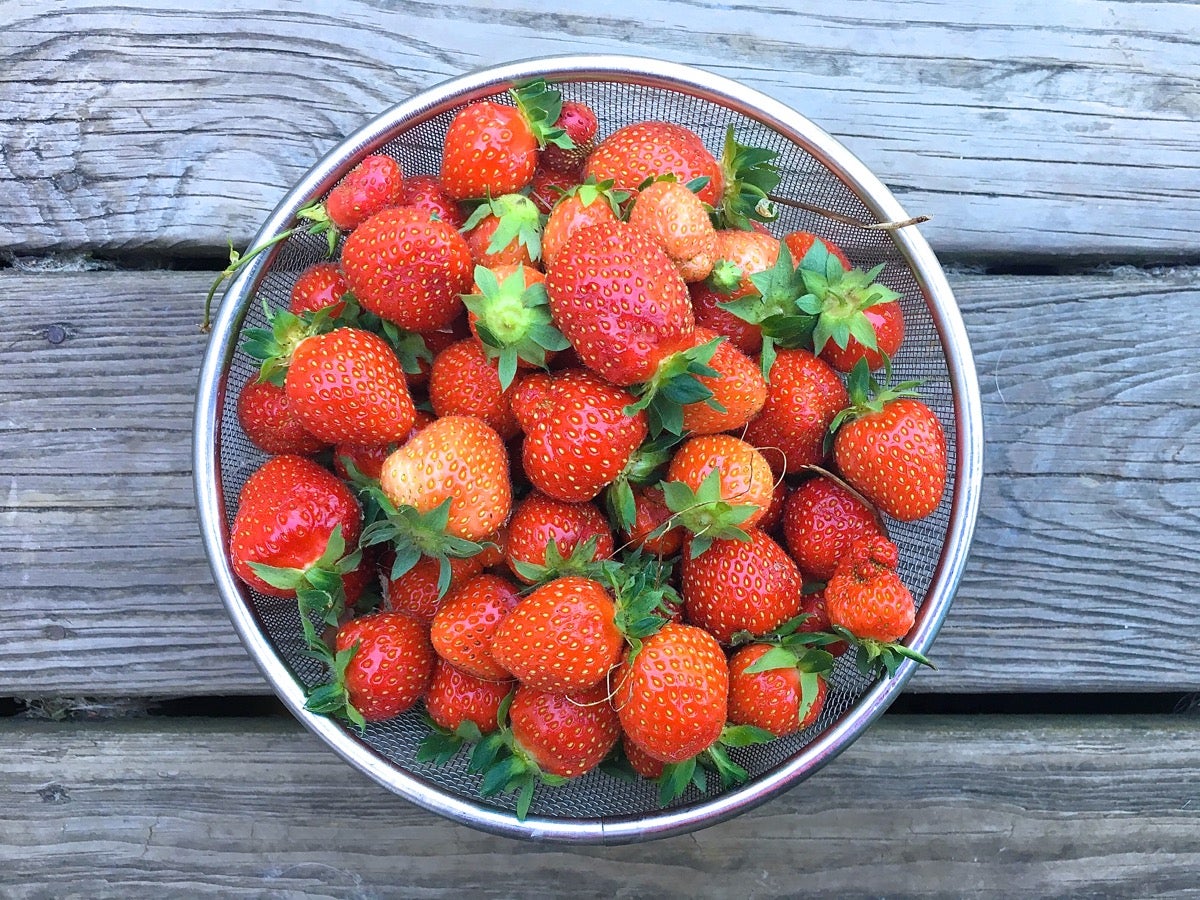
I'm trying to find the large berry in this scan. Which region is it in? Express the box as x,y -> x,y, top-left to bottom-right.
541,183 -> 621,268
325,154 -> 404,232
614,622 -> 728,763
385,554 -> 484,623
539,100 -> 598,175
824,535 -> 915,643
623,485 -> 684,557
627,179 -> 717,283
424,659 -> 513,734
341,206 -> 473,332
430,574 -> 523,681
584,121 -> 723,207
236,377 -> 327,456
518,369 -> 648,503
428,339 -> 520,440
782,476 -> 883,581
509,682 -> 621,778
691,229 -> 781,355
678,327 -> 767,434
335,611 -> 435,721
440,101 -> 538,200
728,643 -> 828,737
399,173 -> 465,229
664,434 -> 775,534
680,530 -> 803,644
379,415 -> 512,542
546,221 -> 693,387
743,349 -> 848,475
490,576 -> 623,693
505,493 -> 614,583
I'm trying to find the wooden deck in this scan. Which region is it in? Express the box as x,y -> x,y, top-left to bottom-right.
3,1 -> 1199,895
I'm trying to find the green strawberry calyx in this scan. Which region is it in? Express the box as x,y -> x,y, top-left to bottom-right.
829,358 -> 923,433
603,433 -> 680,533
717,125 -> 782,231
461,193 -> 547,263
655,468 -> 759,559
604,549 -> 684,658
333,292 -> 433,377
462,265 -> 570,390
240,302 -> 337,386
510,535 -> 606,586
510,79 -> 574,151
654,724 -> 776,806
624,336 -> 727,437
793,238 -> 901,356
359,495 -> 490,600
832,625 -> 936,679
707,258 -> 744,296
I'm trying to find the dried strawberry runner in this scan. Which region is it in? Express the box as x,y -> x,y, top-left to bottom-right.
216,79 -> 946,820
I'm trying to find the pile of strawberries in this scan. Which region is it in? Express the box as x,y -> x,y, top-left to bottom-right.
218,80 -> 948,818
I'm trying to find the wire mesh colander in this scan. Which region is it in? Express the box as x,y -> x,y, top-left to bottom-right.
193,55 -> 983,844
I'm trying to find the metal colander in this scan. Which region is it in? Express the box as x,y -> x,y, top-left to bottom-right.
193,55 -> 983,844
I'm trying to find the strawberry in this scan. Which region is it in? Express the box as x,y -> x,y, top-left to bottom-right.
622,733 -> 665,780
819,298 -> 905,373
508,682 -> 621,778
427,338 -> 521,439
613,622 -> 728,763
622,485 -> 684,557
540,100 -> 598,175
440,80 -> 574,200
517,369 -> 649,503
742,348 -> 847,475
332,407 -> 434,482
430,573 -> 523,681
424,659 -> 514,735
324,153 -> 404,232
323,611 -> 435,723
378,415 -> 512,543
528,166 -> 579,214
782,474 -> 884,581
691,229 -> 780,355
541,180 -> 623,269
680,530 -> 803,644
758,478 -> 790,535
584,121 -> 723,207
627,179 -> 717,283
677,327 -> 767,434
385,554 -> 485,623
727,642 -> 830,737
824,535 -> 932,676
831,362 -> 947,521
399,173 -> 466,229
461,263 -> 568,390
236,377 -> 327,456
340,206 -> 473,332
229,454 -> 362,602
546,220 -> 693,387
289,262 -> 351,317
660,435 -> 775,553
489,576 -> 623,693
461,193 -> 545,268
505,493 -> 614,584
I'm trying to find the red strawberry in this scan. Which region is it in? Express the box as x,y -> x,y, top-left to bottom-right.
546,220 -> 693,386
680,530 -> 803,644
341,206 -> 473,332
236,377 -> 327,456
427,339 -> 520,439
782,231 -> 850,270
691,229 -> 781,355
379,415 -> 512,542
517,369 -> 649,503
505,493 -> 614,584
782,475 -> 883,581
490,576 -> 623,693
613,622 -> 728,763
831,365 -> 947,521
819,298 -> 905,373
289,262 -> 351,317
229,454 -> 362,599
743,348 -> 847,475
584,121 -> 724,207
622,733 -> 664,780
623,485 -> 684,557
508,682 -> 621,778
430,573 -> 523,681
824,535 -> 914,643
441,101 -> 539,200
528,166 -> 580,214
334,611 -> 435,721
677,327 -> 767,434
628,179 -> 718,282
385,554 -> 485,623
728,643 -> 828,737
662,435 -> 775,547
399,173 -> 466,229
286,327 -> 417,445
324,154 -> 404,232
540,100 -> 598,175
461,193 -> 545,268
541,181 -> 622,269
758,478 -> 790,535
424,658 -> 513,734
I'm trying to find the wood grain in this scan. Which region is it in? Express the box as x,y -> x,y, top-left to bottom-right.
1,1 -> 1198,261
2,267 -> 1198,697
2,715 -> 1197,896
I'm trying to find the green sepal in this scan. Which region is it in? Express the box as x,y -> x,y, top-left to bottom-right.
359,497 -> 487,600
302,639 -> 366,732
461,193 -> 546,262
656,468 -> 758,557
511,535 -> 606,585
833,625 -> 936,679
625,337 -> 726,438
828,358 -> 924,433
462,265 -> 568,390
658,757 -> 702,807
716,724 -> 776,749
417,715 -> 487,767
598,742 -> 640,783
602,433 -> 681,532
707,259 -> 743,296
717,125 -> 782,231
794,240 -> 903,356
510,79 -> 573,150
604,549 -> 682,646
240,301 -> 337,386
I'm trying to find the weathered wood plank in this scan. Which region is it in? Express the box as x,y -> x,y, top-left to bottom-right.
2,267 -> 1197,696
1,715 -> 1197,896
2,1 -> 1198,261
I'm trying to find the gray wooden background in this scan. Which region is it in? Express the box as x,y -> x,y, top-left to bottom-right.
2,1 -> 1198,896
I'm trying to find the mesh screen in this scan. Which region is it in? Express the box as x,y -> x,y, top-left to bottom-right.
214,78 -> 958,823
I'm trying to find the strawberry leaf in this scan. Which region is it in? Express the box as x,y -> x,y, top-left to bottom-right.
718,125 -> 782,231
462,265 -> 567,390
511,79 -> 572,150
